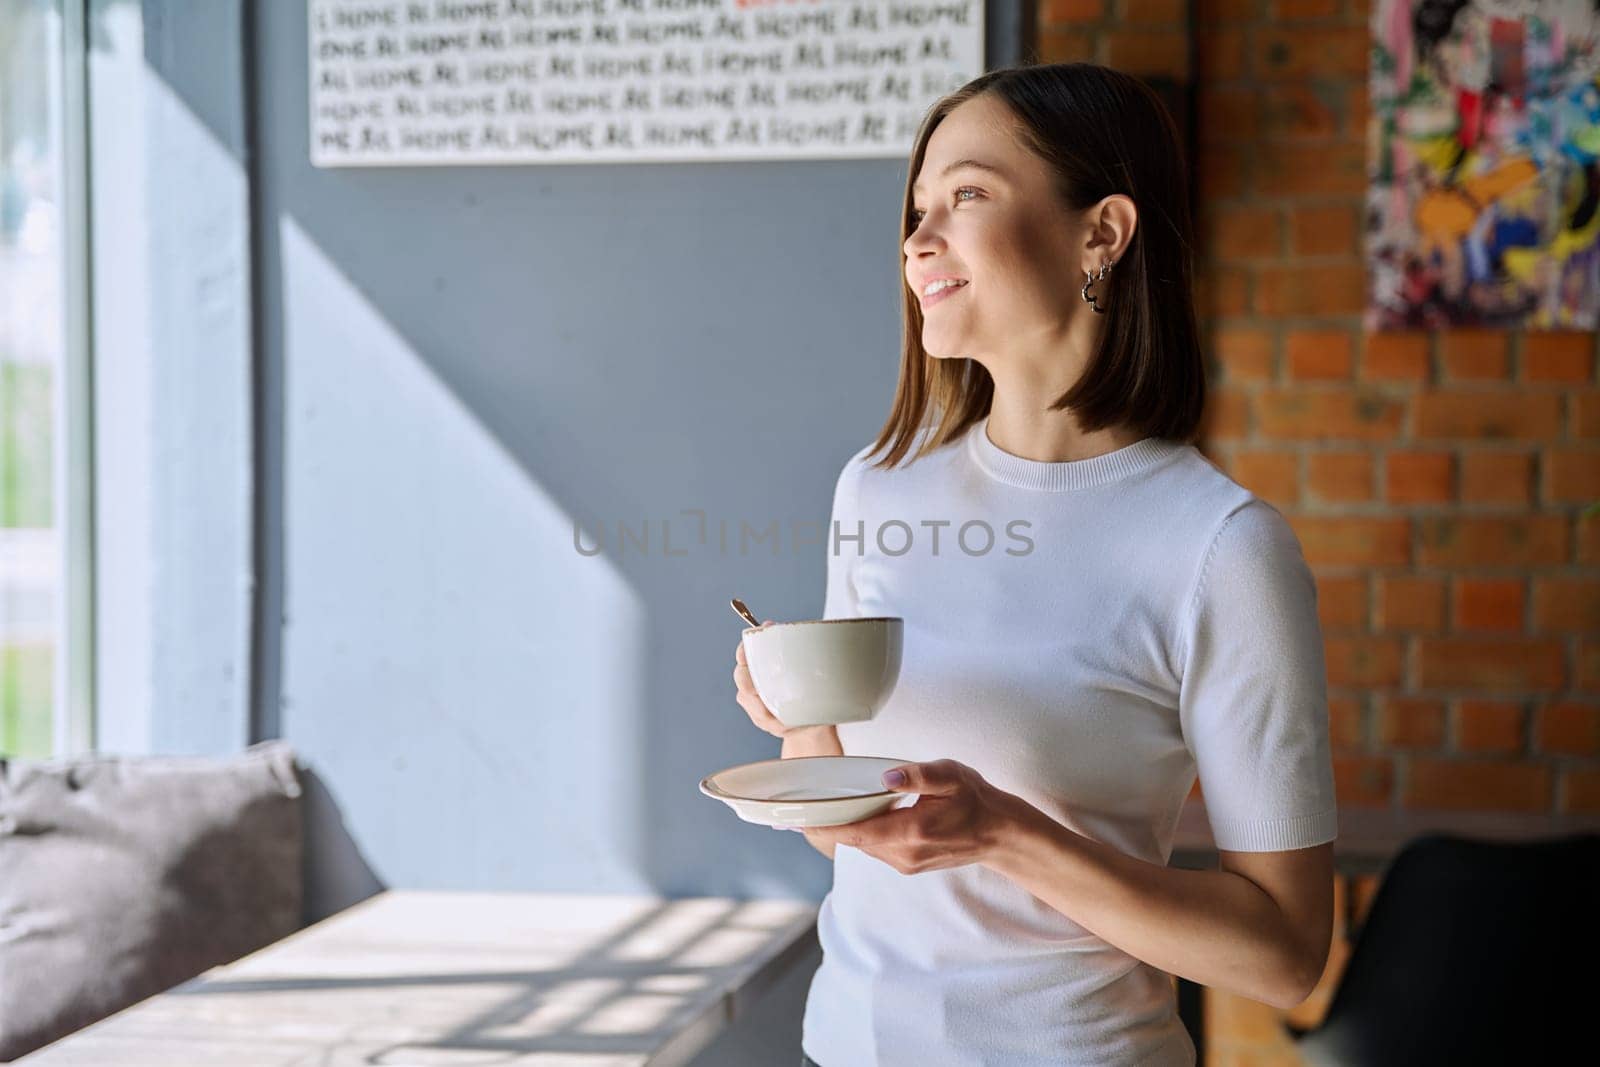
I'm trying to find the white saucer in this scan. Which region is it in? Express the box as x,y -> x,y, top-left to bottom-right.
699,755 -> 917,828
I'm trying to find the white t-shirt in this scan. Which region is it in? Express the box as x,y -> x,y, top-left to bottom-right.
801,416 -> 1339,1067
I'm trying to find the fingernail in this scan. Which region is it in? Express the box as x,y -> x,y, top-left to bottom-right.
882,769 -> 905,788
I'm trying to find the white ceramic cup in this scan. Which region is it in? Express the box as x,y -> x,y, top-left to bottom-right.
741,617 -> 903,727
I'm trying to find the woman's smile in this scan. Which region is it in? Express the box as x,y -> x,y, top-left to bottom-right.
921,279 -> 969,308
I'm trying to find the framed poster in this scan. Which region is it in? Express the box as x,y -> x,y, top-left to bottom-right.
1367,0 -> 1600,329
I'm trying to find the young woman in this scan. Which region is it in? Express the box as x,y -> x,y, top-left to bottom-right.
732,62 -> 1337,1067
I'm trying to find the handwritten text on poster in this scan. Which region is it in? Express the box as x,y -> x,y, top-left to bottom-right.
310,0 -> 986,166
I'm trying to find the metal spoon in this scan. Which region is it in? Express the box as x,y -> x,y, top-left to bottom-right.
729,598 -> 761,628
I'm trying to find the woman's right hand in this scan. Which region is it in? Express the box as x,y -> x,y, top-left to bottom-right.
734,622 -> 795,738
734,623 -> 833,744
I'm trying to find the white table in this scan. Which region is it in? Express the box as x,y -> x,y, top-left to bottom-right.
17,890 -> 820,1066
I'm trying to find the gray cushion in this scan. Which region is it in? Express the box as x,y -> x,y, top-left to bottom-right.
0,741 -> 302,1060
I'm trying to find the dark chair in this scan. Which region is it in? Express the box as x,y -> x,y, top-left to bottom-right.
1288,833 -> 1600,1066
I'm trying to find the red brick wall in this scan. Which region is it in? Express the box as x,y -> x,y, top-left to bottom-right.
1036,0 -> 1600,815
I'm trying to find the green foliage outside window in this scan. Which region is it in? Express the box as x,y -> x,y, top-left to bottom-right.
1,362 -> 52,528
0,643 -> 51,758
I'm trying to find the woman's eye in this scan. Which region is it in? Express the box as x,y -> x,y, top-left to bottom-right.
909,187 -> 981,225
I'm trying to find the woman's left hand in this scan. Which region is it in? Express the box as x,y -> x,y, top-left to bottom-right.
799,759 -> 1033,874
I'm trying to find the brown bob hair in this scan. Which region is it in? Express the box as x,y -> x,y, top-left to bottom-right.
866,62 -> 1204,470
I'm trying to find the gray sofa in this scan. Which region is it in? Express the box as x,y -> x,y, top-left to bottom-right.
0,741 -> 304,1060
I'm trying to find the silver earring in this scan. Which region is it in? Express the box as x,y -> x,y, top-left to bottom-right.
1081,258 -> 1115,314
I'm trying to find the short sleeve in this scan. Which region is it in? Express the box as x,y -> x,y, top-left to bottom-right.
823,449 -> 868,620
1177,498 -> 1338,852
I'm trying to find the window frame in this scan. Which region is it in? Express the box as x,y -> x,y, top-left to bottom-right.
54,0 -> 95,755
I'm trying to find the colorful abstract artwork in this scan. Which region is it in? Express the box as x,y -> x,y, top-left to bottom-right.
1368,0 -> 1600,330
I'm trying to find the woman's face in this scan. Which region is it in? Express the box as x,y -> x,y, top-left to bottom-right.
904,94 -> 1089,368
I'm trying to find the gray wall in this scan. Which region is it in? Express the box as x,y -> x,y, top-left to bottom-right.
252,0 -> 1027,903
89,0 -> 254,757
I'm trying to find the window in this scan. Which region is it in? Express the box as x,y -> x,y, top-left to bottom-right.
1,0 -> 91,758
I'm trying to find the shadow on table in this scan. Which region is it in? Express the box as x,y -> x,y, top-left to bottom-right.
164,896 -> 817,1067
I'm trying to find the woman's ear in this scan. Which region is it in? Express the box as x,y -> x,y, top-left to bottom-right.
1085,194 -> 1137,267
